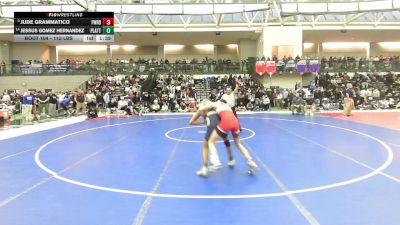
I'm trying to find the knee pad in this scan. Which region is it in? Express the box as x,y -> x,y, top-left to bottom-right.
224,140 -> 231,147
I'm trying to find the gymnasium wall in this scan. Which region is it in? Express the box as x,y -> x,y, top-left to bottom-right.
216,45 -> 238,61
0,42 -> 10,64
57,46 -> 108,62
111,46 -> 158,60
0,75 -> 92,93
370,43 -> 400,56
238,39 -> 257,60
261,73 -> 302,89
303,43 -> 318,57
164,45 -> 214,61
10,43 -> 50,63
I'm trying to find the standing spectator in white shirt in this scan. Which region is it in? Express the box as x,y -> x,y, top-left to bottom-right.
221,82 -> 241,129
276,92 -> 283,109
282,89 -> 289,108
1,92 -> 11,104
86,90 -> 96,108
103,91 -> 111,108
221,83 -> 239,115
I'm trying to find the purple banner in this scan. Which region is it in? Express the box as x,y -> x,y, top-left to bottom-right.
296,60 -> 307,73
309,60 -> 320,73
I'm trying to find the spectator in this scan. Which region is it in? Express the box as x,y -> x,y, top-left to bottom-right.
75,90 -> 86,115
87,105 -> 98,118
304,95 -> 315,116
86,90 -> 96,109
151,99 -> 160,112
60,95 -> 71,115
276,91 -> 283,109
343,83 -> 355,117
262,95 -> 270,111
1,92 -> 11,104
48,91 -> 58,117
161,102 -> 169,112
246,100 -> 254,111
37,90 -> 49,117
291,93 -> 304,115
22,91 -> 35,121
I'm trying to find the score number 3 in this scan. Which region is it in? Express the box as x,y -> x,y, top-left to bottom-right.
103,18 -> 114,26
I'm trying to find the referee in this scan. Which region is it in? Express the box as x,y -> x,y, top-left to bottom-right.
221,82 -> 241,129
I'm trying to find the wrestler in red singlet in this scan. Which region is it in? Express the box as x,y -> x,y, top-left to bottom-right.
215,103 -> 240,137
197,100 -> 258,175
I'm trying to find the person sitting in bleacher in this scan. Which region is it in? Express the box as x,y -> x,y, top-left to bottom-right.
377,97 -> 390,109
178,101 -> 187,112
151,99 -> 161,112
237,101 -> 246,112
253,99 -> 262,111
291,93 -> 304,115
117,97 -> 129,114
161,102 -> 169,112
246,100 -> 254,111
132,102 -> 142,115
262,95 -> 270,111
107,98 -> 118,114
87,105 -> 98,119
187,100 -> 197,112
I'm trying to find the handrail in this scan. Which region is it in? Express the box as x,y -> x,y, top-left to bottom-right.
1,58 -> 400,77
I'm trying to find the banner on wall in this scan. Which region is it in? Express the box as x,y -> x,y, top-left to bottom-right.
19,64 -> 43,75
47,64 -> 71,73
309,60 -> 320,74
255,61 -> 266,76
296,60 -> 307,74
286,60 -> 296,72
254,59 -> 321,76
276,60 -> 285,73
265,61 -> 276,76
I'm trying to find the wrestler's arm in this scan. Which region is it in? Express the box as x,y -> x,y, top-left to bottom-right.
190,102 -> 218,125
197,103 -> 217,114
189,112 -> 206,125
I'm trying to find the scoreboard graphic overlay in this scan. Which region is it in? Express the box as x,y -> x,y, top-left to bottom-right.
14,12 -> 114,42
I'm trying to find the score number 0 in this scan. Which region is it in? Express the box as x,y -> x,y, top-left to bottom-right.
102,18 -> 114,35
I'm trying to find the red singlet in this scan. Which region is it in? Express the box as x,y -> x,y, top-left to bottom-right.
216,103 -> 240,134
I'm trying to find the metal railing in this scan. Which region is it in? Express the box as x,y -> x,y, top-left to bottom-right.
318,59 -> 400,73
0,62 -> 244,76
258,58 -> 400,74
1,59 -> 400,77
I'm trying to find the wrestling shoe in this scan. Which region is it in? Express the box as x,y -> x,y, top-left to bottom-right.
196,167 -> 208,176
227,159 -> 236,167
247,160 -> 258,175
208,163 -> 223,172
209,154 -> 222,167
